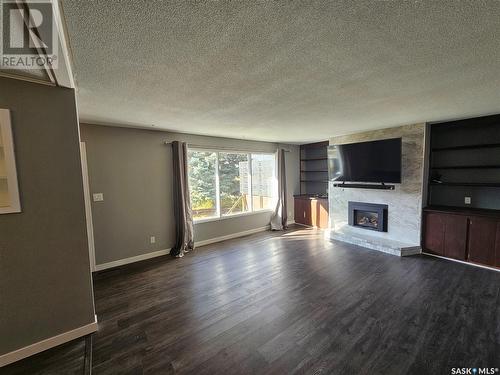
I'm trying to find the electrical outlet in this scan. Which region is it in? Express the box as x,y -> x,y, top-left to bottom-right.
464,197 -> 471,205
92,193 -> 104,202
150,236 -> 156,244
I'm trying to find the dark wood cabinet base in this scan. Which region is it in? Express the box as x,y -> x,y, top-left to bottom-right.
294,196 -> 329,228
423,207 -> 500,268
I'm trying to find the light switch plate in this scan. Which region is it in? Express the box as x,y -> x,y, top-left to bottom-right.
150,236 -> 156,244
464,197 -> 471,204
93,193 -> 104,202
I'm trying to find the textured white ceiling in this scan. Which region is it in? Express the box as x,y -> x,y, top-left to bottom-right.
62,0 -> 500,143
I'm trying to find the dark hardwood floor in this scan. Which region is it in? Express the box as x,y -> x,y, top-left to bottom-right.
3,226 -> 500,374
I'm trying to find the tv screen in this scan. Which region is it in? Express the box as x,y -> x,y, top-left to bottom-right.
329,138 -> 402,183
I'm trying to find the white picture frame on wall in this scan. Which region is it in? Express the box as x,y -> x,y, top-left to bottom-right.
0,109 -> 21,214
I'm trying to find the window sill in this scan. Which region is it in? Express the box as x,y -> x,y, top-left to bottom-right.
194,209 -> 274,224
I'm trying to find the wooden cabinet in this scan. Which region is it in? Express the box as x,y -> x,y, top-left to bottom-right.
423,208 -> 500,268
294,196 -> 328,229
423,212 -> 467,260
496,224 -> 500,268
311,198 -> 329,228
424,213 -> 445,255
294,198 -> 310,226
443,214 -> 468,260
468,217 -> 497,265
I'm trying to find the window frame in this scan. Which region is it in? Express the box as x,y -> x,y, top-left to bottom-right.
188,148 -> 277,223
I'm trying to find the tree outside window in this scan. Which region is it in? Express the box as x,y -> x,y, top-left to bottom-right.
188,150 -> 276,221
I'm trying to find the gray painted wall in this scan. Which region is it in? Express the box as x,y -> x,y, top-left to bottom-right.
79,124 -> 299,266
329,123 -> 426,246
0,77 -> 95,355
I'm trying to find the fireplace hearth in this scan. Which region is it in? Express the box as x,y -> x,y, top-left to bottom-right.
348,201 -> 388,232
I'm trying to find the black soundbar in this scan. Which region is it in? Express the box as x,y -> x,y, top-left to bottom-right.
333,183 -> 395,190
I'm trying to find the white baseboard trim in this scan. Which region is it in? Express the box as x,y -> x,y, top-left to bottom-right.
96,227 -> 274,269
93,223 -> 309,271
95,248 -> 171,271
422,252 -> 500,272
0,317 -> 98,367
196,225 -> 270,247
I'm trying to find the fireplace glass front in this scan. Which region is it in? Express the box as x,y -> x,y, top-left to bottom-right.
354,210 -> 379,230
348,201 -> 388,232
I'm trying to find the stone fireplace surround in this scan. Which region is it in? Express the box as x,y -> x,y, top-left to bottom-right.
329,123 -> 425,257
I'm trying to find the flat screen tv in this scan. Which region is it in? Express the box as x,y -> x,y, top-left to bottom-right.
329,138 -> 402,183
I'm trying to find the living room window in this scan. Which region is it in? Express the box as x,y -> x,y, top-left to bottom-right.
187,149 -> 277,221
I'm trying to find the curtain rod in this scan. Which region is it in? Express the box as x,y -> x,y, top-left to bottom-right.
164,141 -> 291,153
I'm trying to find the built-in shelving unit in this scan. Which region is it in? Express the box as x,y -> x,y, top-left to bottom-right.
423,114 -> 500,269
432,165 -> 500,169
300,157 -> 327,161
430,182 -> 500,187
432,143 -> 500,151
299,141 -> 329,195
427,113 -> 500,211
294,141 -> 329,228
301,179 -> 329,182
